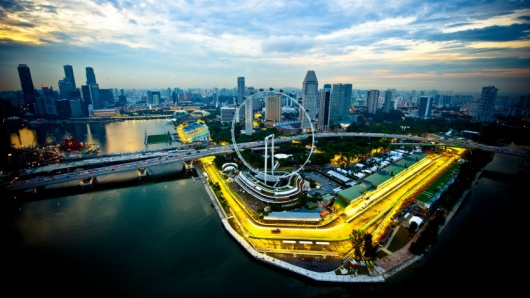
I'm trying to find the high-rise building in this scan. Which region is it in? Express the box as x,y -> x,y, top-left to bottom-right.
99,89 -> 114,108
17,64 -> 37,113
38,86 -> 58,116
476,86 -> 499,123
59,65 -> 77,100
318,84 -> 332,130
55,99 -> 71,118
86,67 -> 97,85
69,99 -> 84,118
64,64 -> 77,89
220,106 -> 236,123
89,84 -> 101,109
58,78 -> 76,100
367,89 -> 380,114
265,95 -> 282,122
418,96 -> 433,119
301,71 -> 318,131
237,77 -> 245,105
245,96 -> 253,135
148,91 -> 161,106
329,83 -> 352,123
384,90 -> 393,113
83,67 -> 101,110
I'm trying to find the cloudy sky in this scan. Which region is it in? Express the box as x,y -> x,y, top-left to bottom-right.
1,0 -> 529,95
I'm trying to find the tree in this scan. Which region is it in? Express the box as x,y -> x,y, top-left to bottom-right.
351,230 -> 366,260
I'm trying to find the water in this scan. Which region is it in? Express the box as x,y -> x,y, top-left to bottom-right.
3,121 -> 526,296
10,118 -> 177,153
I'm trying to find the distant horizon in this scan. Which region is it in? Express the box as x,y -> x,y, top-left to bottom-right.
1,1 -> 529,95
0,81 -> 489,97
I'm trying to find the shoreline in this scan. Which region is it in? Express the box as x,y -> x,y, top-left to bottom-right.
195,162 -> 473,283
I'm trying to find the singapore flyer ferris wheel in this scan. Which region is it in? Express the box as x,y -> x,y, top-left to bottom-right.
230,90 -> 316,181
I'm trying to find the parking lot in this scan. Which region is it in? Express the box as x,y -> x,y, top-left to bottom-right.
303,171 -> 342,196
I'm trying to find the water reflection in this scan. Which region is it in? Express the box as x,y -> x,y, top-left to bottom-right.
9,120 -> 180,154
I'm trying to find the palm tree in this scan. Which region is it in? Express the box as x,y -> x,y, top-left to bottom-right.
351,230 -> 366,260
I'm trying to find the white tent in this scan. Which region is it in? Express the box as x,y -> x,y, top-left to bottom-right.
409,216 -> 423,227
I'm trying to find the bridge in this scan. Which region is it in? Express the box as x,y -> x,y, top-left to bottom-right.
4,132 -> 528,192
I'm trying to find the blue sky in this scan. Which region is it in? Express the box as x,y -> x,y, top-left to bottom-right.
1,0 -> 529,95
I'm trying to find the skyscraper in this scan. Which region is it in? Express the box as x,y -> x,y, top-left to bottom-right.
301,71 -> 318,131
318,84 -> 332,130
265,95 -> 282,122
39,86 -> 58,116
237,77 -> 245,105
418,96 -> 433,119
245,97 -> 253,135
17,64 -> 37,113
58,78 -> 76,100
64,64 -> 77,89
59,65 -> 76,100
476,86 -> 499,123
384,90 -> 393,113
84,67 -> 101,110
86,67 -> 97,85
329,83 -> 352,123
367,89 -> 380,114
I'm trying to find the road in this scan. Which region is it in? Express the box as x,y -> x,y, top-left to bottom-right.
6,131 -> 524,192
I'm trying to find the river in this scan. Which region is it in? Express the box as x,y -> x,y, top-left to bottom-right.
3,120 -> 526,297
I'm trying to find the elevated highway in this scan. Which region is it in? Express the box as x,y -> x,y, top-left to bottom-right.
5,132 -> 528,192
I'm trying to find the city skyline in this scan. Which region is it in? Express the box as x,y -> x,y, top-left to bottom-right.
0,1 -> 529,95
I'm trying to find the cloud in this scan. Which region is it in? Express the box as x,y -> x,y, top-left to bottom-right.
0,0 -> 528,94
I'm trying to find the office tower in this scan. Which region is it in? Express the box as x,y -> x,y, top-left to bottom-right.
265,95 -> 282,122
99,89 -> 114,108
318,84 -> 332,130
329,83 -> 352,123
69,98 -> 84,118
220,106 -> 236,123
418,96 -> 433,119
17,64 -> 37,113
237,77 -> 245,105
301,70 -> 318,130
89,84 -> 101,109
81,85 -> 92,115
58,78 -> 76,100
213,92 -> 219,108
86,67 -> 97,85
83,67 -> 101,110
366,89 -> 380,114
245,96 -> 253,135
384,90 -> 393,113
476,86 -> 499,123
118,89 -> 127,106
64,64 -> 77,89
55,99 -> 71,118
38,86 -> 58,116
148,91 -> 161,106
